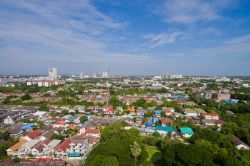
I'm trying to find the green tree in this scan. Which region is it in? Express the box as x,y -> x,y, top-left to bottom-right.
21,94 -> 32,100
130,142 -> 141,166
109,96 -> 123,108
80,116 -> 88,123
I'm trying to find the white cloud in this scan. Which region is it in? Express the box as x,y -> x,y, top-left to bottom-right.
0,0 -> 160,74
157,0 -> 233,24
143,31 -> 183,48
193,34 -> 250,57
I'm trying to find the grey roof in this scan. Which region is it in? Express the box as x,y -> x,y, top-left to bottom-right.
46,139 -> 61,149
19,139 -> 40,151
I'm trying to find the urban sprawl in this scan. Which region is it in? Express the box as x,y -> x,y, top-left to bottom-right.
0,68 -> 250,166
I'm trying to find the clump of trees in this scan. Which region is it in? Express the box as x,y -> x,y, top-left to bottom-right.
86,123 -> 148,166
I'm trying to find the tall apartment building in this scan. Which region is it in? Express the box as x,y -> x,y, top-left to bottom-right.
48,68 -> 58,80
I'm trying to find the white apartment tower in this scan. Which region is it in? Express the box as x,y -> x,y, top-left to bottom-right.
48,68 -> 58,80
102,72 -> 109,78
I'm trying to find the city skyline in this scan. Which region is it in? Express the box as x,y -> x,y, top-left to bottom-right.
1,0 -> 250,76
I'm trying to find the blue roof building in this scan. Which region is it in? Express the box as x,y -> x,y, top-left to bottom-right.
224,99 -> 238,104
172,95 -> 186,99
156,126 -> 174,132
155,125 -> 174,135
154,109 -> 162,114
144,128 -> 155,134
179,127 -> 194,138
67,116 -> 75,123
152,117 -> 159,122
68,153 -> 81,157
21,123 -> 36,131
146,122 -> 154,127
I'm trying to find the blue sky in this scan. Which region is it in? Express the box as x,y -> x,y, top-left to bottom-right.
0,0 -> 250,76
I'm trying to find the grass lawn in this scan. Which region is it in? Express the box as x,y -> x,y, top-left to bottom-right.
145,145 -> 162,165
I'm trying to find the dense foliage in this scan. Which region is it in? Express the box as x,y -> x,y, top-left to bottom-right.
86,123 -> 148,166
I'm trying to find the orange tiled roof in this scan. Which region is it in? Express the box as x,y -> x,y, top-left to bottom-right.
127,106 -> 136,112
9,139 -> 27,152
70,124 -> 78,130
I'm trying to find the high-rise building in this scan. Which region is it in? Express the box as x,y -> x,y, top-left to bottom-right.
102,72 -> 109,78
79,72 -> 84,79
48,68 -> 58,80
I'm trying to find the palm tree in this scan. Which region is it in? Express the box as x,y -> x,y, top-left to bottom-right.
130,141 -> 141,166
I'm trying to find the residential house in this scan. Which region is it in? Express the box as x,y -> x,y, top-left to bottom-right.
205,113 -> 219,120
161,118 -> 172,126
103,106 -> 115,115
6,139 -> 27,157
18,139 -> 41,158
202,119 -> 216,126
136,107 -> 145,117
179,127 -> 194,138
164,107 -> 175,116
43,139 -> 61,157
9,127 -> 24,138
154,109 -> 162,117
173,112 -> 183,118
155,126 -> 174,135
79,127 -> 100,138
55,139 -> 71,158
232,136 -> 249,150
184,108 -> 205,117
31,139 -> 51,157
33,111 -> 48,118
184,109 -> 198,117
20,123 -> 37,132
53,120 -> 67,128
4,116 -> 14,125
127,106 -> 136,116
215,120 -> 225,127
69,138 -> 90,156
22,130 -> 44,142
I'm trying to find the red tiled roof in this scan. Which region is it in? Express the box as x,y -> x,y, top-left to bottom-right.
216,120 -> 225,125
26,130 -> 43,139
55,120 -> 66,125
161,118 -> 172,125
175,99 -> 186,103
86,128 -> 100,135
33,139 -> 51,151
33,158 -> 52,163
55,139 -> 71,152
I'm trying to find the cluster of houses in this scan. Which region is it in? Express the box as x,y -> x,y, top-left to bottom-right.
6,126 -> 100,159
122,106 -> 226,140
1,107 -> 103,160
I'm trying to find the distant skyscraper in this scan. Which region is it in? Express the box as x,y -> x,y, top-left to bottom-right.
102,72 -> 108,78
107,68 -> 111,77
79,72 -> 84,79
48,68 -> 58,80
